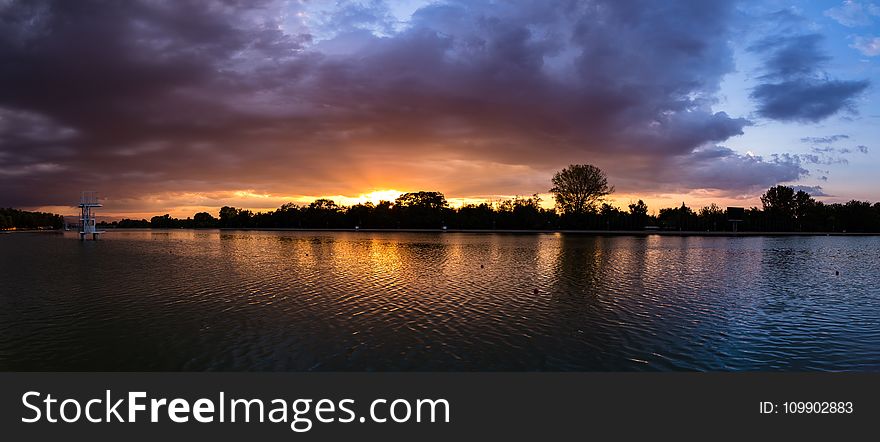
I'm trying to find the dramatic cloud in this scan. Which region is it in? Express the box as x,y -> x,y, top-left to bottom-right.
0,0 -> 854,212
749,33 -> 869,122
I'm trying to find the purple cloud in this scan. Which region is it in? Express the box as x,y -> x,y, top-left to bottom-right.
0,0 -> 819,210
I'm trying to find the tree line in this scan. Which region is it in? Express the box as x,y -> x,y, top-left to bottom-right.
176,191 -> 871,232
5,164 -> 880,232
0,208 -> 64,230
107,182 -> 880,233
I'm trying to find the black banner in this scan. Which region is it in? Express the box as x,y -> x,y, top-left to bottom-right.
0,373 -> 875,440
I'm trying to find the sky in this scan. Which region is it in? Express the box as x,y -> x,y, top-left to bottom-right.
0,0 -> 878,218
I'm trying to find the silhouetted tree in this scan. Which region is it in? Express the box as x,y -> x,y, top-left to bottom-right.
394,191 -> 448,228
761,185 -> 796,230
792,190 -> 815,231
219,206 -> 238,227
193,212 -> 217,228
628,200 -> 649,229
838,200 -> 877,232
217,206 -> 254,228
599,203 -> 627,229
60,183 -> 880,233
550,164 -> 614,216
494,194 -> 551,229
394,191 -> 447,209
117,218 -> 150,228
346,203 -> 373,228
658,203 -> 697,231
0,208 -> 64,230
698,204 -> 725,231
302,199 -> 342,228
272,203 -> 302,228
150,214 -> 174,228
455,203 -> 495,229
371,200 -> 395,228
97,218 -> 144,228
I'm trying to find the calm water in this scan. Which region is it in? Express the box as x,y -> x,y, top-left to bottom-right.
1,230 -> 878,371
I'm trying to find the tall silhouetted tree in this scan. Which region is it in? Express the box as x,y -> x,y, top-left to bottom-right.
550,164 -> 613,215
628,200 -> 649,229
792,190 -> 815,231
761,185 -> 796,230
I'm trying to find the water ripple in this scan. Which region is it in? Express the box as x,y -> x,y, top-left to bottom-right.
1,231 -> 878,371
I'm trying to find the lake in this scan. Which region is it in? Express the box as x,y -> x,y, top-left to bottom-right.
1,230 -> 878,371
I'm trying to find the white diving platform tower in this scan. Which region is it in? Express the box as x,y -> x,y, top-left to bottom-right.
79,191 -> 104,240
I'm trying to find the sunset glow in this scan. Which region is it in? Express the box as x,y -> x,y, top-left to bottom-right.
355,190 -> 404,206
1,1 -> 877,218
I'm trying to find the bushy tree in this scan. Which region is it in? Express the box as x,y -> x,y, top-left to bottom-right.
658,203 -> 697,231
550,164 -> 613,215
0,208 -> 64,229
193,212 -> 217,228
394,191 -> 449,228
761,185 -> 796,230
628,200 -> 649,229
698,203 -> 725,231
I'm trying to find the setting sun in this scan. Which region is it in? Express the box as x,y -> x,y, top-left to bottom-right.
357,190 -> 404,205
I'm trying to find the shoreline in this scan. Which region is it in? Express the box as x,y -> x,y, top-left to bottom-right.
22,227 -> 880,237
221,228 -> 880,236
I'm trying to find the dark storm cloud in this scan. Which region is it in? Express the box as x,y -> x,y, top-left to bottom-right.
0,0 -> 814,209
749,33 -> 869,123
